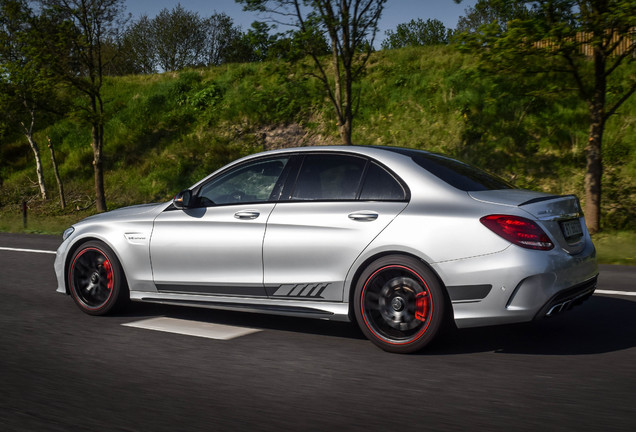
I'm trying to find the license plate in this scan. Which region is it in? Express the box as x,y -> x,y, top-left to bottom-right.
561,219 -> 583,239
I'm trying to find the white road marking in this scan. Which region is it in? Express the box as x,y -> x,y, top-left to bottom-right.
122,317 -> 262,340
595,289 -> 636,297
0,246 -> 56,255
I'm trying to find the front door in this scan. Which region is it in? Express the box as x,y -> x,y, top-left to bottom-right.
150,156 -> 290,297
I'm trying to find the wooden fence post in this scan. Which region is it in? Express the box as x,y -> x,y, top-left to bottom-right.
22,200 -> 27,229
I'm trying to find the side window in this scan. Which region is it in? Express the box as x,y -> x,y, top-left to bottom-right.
359,162 -> 406,201
292,154 -> 366,200
198,157 -> 288,206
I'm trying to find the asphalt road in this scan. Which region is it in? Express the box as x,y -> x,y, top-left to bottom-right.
1,233 -> 634,431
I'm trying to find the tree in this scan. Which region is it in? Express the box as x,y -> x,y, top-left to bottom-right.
204,12 -> 243,66
237,0 -> 387,145
118,10 -> 245,72
152,4 -> 207,71
455,0 -> 530,34
46,135 -> 66,209
268,26 -> 331,61
0,0 -> 56,200
455,0 -> 636,233
223,21 -> 330,63
381,18 -> 451,49
39,0 -> 127,212
119,15 -> 156,74
242,21 -> 279,62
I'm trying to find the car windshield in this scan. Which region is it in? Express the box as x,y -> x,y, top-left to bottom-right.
385,148 -> 514,192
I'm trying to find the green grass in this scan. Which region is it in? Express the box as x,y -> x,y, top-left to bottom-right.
1,45 -> 635,233
592,231 -> 636,266
0,211 -> 87,236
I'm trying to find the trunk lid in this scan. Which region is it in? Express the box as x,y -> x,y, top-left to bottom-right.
469,190 -> 587,254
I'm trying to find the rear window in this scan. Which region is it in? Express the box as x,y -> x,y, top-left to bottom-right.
385,147 -> 513,191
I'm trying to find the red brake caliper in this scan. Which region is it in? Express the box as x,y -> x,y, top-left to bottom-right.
103,260 -> 114,290
415,292 -> 429,322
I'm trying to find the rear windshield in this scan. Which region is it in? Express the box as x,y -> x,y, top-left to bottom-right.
385,148 -> 513,191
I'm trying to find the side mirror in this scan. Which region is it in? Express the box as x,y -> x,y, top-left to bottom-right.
173,189 -> 192,209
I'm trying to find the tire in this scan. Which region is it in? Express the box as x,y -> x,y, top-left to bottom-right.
67,241 -> 128,315
353,255 -> 446,353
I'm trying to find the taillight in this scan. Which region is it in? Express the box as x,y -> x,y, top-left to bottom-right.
480,215 -> 554,250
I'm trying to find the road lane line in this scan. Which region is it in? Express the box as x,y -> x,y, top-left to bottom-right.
595,289 -> 636,297
122,317 -> 262,340
0,246 -> 56,255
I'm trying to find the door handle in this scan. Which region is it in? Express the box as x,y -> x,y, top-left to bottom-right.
348,212 -> 379,221
234,211 -> 260,220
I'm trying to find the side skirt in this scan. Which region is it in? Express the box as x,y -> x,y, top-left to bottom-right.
129,291 -> 351,322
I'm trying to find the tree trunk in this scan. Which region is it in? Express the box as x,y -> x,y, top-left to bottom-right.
341,52 -> 353,145
339,118 -> 352,146
330,30 -> 348,145
584,45 -> 607,234
92,123 -> 107,212
584,118 -> 603,234
24,131 -> 49,201
47,136 -> 66,210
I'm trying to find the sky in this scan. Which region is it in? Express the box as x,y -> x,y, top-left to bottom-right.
124,0 -> 479,40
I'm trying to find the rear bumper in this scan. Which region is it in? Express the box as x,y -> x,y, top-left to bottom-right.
434,237 -> 598,329
534,276 -> 597,319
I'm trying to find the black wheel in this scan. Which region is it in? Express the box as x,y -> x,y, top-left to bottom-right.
68,241 -> 128,315
353,255 -> 446,353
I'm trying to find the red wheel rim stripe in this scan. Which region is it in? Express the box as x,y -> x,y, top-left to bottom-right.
360,264 -> 433,346
69,247 -> 115,311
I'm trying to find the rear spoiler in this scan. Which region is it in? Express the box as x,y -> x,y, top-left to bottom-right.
519,194 -> 576,207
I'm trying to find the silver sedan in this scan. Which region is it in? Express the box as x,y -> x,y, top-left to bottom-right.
54,146 -> 598,353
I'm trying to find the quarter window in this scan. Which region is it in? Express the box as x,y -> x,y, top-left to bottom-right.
359,162 -> 406,201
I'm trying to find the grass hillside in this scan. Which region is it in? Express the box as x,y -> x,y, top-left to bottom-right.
1,45 -> 635,245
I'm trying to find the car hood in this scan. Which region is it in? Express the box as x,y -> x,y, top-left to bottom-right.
77,202 -> 169,225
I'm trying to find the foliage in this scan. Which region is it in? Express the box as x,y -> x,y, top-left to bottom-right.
118,9 -> 245,73
60,3 -> 331,74
37,0 -> 128,212
118,15 -> 156,74
238,0 -> 387,145
454,0 -> 530,34
1,45 -> 634,234
592,231 -> 636,265
151,5 -> 207,72
0,0 -> 66,200
238,21 -> 279,62
454,0 -> 636,232
381,18 -> 451,49
204,12 -> 243,66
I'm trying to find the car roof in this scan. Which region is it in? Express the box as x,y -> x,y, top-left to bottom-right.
190,145 -> 467,200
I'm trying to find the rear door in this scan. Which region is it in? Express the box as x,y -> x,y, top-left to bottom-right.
263,154 -> 409,301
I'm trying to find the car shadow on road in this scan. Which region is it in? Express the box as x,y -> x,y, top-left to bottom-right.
426,296 -> 636,356
118,301 -> 368,341
116,295 -> 635,355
